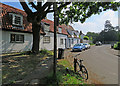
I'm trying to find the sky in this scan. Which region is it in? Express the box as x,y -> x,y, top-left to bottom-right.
2,1 -> 119,35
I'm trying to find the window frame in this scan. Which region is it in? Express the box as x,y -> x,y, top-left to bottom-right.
9,13 -> 23,26
58,27 -> 62,33
10,34 -> 24,43
43,36 -> 50,43
60,38 -> 64,45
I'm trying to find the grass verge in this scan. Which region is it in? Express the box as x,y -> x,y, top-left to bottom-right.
40,59 -> 86,85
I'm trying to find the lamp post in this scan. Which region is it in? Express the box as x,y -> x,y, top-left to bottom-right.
53,2 -> 58,78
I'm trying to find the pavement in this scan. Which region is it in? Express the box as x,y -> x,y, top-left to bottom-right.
64,44 -> 119,84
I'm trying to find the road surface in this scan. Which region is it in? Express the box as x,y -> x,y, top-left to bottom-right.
64,45 -> 119,84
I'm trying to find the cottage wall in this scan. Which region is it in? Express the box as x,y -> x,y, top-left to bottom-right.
1,31 -> 33,53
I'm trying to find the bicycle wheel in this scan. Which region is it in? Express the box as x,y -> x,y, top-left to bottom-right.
81,66 -> 88,80
77,65 -> 88,80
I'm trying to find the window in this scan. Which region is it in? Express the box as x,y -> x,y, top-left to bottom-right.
9,13 -> 23,26
60,39 -> 63,45
10,34 -> 24,43
58,27 -> 62,33
77,39 -> 79,43
43,36 -> 50,43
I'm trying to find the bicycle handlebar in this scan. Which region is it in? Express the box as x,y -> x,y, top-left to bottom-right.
74,53 -> 80,57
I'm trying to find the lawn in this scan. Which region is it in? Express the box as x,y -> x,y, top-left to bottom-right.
2,49 -> 53,84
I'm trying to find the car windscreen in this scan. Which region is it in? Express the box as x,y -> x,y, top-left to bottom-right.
74,44 -> 81,46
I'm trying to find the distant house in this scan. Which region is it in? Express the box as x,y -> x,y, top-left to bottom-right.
40,19 -> 68,50
0,3 -> 45,53
62,24 -> 80,48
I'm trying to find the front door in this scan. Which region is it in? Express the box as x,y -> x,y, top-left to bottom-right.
65,39 -> 67,49
69,39 -> 71,48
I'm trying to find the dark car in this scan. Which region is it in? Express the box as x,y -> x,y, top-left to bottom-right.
111,43 -> 114,48
95,41 -> 102,46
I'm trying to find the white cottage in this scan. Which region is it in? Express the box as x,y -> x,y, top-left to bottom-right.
40,19 -> 68,50
1,3 -> 45,53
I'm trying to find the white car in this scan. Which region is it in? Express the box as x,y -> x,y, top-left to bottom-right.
84,43 -> 90,49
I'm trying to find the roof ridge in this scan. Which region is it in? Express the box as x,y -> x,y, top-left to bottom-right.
0,2 -> 25,13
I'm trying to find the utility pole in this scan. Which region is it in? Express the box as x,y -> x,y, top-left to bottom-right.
53,2 -> 57,78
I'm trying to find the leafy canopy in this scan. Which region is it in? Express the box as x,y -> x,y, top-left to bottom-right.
58,2 -> 120,25
19,1 -> 120,25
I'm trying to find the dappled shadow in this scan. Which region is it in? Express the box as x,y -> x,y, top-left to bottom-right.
39,63 -> 84,85
2,52 -> 53,84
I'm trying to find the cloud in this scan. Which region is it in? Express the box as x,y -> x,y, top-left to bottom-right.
70,10 -> 118,34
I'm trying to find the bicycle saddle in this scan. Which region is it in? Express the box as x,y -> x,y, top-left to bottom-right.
79,59 -> 83,62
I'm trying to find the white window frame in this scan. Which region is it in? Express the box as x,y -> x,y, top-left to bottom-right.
60,38 -> 64,45
9,13 -> 23,26
58,27 -> 62,33
43,36 -> 50,43
10,34 -> 24,43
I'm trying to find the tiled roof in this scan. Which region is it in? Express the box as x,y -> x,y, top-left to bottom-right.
68,25 -> 74,31
42,19 -> 68,35
0,3 -> 45,35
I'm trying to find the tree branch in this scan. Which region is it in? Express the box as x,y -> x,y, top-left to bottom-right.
42,2 -> 52,11
57,2 -> 71,10
37,2 -> 42,10
29,2 -> 37,10
19,0 -> 33,15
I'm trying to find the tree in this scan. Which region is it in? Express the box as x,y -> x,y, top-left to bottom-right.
86,32 -> 99,41
19,1 -> 120,53
83,36 -> 89,40
93,29 -> 118,43
104,20 -> 114,31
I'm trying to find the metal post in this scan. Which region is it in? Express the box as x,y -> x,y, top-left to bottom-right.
53,2 -> 57,78
74,58 -> 77,72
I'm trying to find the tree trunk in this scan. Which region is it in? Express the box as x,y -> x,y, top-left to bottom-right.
32,23 -> 40,54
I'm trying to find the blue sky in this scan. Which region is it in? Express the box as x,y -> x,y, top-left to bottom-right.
2,2 -> 118,34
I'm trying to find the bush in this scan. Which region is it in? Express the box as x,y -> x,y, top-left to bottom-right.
83,36 -> 89,40
89,42 -> 94,45
40,49 -> 54,56
114,42 -> 120,50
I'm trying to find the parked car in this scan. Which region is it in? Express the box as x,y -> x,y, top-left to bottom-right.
72,43 -> 83,52
83,43 -> 90,49
95,41 -> 102,46
80,43 -> 86,50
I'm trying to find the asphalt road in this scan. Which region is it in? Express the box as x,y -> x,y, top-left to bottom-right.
65,44 -> 119,84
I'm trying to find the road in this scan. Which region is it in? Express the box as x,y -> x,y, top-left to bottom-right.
64,44 -> 119,84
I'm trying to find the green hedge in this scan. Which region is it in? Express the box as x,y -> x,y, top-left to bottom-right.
114,42 -> 120,50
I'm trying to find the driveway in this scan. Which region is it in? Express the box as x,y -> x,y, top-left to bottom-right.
64,45 -> 119,84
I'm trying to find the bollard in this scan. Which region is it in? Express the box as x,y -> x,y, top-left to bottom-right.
74,58 -> 77,72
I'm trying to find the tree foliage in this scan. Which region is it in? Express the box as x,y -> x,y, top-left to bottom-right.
19,1 -> 120,53
83,36 -> 89,40
59,2 -> 120,24
86,32 -> 99,41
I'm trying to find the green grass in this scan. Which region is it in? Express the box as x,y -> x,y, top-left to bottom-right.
89,43 -> 95,45
2,50 -> 53,84
41,59 -> 86,85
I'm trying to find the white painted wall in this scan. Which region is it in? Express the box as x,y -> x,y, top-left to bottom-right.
2,31 -> 33,53
57,33 -> 67,49
40,31 -> 54,50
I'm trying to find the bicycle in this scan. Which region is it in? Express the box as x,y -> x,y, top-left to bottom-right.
73,54 -> 88,80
